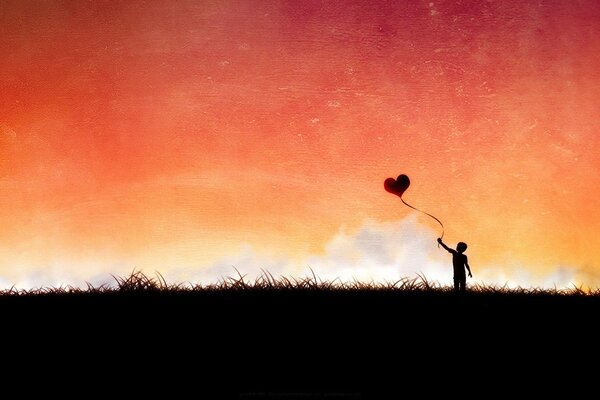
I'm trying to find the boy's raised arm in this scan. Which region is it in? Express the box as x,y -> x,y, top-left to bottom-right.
437,238 -> 452,253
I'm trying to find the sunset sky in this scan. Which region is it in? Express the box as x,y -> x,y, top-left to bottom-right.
1,0 -> 600,289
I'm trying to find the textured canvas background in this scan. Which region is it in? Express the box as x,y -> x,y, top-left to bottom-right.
1,1 -> 599,288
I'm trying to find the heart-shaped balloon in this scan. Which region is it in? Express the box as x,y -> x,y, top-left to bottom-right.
384,174 -> 410,198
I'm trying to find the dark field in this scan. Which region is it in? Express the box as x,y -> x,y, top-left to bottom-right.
3,273 -> 597,397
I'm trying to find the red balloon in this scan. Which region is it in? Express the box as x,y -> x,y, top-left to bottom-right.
384,174 -> 410,198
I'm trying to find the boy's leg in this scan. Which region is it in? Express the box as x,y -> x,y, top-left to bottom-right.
455,278 -> 466,292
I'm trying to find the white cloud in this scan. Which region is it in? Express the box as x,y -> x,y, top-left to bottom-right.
157,216 -> 449,287
0,260 -> 133,291
182,216 -> 581,290
303,216 -> 448,283
0,216 -> 584,290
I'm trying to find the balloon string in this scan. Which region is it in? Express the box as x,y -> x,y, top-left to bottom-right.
401,198 -> 445,242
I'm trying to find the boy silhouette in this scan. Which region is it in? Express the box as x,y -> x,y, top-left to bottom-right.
437,238 -> 472,293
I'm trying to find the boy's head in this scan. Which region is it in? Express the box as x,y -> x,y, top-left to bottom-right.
456,242 -> 467,253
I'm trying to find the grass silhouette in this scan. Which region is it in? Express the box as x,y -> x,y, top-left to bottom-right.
3,269 -> 595,396
1,269 -> 598,297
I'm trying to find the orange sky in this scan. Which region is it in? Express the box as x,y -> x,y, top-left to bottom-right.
1,0 -> 600,288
